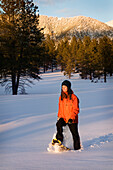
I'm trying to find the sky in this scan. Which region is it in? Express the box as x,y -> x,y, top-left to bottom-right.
34,0 -> 113,23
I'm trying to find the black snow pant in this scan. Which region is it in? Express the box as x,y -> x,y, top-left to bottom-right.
56,118 -> 81,150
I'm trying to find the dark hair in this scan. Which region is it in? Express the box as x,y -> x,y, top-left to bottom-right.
61,88 -> 73,100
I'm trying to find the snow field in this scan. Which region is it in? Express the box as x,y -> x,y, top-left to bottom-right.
0,71 -> 113,170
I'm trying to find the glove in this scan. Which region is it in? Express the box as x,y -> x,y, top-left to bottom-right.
57,117 -> 60,121
68,119 -> 73,124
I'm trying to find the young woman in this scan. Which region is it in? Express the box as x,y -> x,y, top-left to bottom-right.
53,80 -> 81,150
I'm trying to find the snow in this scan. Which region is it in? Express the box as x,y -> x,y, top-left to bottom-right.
106,20 -> 113,27
0,71 -> 113,170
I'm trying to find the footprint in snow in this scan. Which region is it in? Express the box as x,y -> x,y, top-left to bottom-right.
83,133 -> 113,150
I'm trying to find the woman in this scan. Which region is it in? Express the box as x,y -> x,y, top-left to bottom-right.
53,80 -> 81,150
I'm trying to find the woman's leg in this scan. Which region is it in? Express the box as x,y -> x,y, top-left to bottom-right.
68,123 -> 81,150
56,118 -> 66,142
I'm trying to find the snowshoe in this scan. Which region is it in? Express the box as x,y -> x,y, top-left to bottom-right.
52,139 -> 62,145
51,139 -> 71,151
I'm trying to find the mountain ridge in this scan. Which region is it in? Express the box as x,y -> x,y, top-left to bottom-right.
39,15 -> 113,39
106,20 -> 113,27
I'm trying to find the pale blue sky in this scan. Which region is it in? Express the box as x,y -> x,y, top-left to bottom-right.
34,0 -> 113,23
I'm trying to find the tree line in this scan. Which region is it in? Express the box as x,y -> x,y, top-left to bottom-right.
56,36 -> 113,82
0,0 -> 113,95
41,35 -> 113,83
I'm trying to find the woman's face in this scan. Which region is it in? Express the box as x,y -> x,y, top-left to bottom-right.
62,85 -> 68,93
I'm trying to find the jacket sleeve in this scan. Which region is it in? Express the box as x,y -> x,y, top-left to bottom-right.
57,96 -> 62,118
72,95 -> 79,115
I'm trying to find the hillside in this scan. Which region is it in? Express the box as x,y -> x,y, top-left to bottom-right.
39,15 -> 113,39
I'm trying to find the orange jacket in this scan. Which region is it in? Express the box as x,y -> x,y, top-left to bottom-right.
58,93 -> 79,123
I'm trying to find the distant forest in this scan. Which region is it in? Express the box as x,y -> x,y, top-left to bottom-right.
0,0 -> 113,95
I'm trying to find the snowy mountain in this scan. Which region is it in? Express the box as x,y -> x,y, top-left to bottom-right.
106,20 -> 113,27
39,15 -> 113,39
0,71 -> 113,169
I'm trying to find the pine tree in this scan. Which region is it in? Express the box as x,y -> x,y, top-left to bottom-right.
42,35 -> 56,72
76,36 -> 92,79
89,38 -> 100,80
111,40 -> 113,76
62,46 -> 73,79
41,40 -> 49,73
56,37 -> 69,72
108,38 -> 113,76
0,0 -> 44,94
98,36 -> 112,82
60,37 -> 75,78
56,39 -> 66,71
70,36 -> 78,72
76,39 -> 86,78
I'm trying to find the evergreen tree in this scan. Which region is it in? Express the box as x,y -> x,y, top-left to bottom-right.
0,0 -> 44,94
83,36 -> 92,78
98,36 -> 112,82
41,35 -> 56,72
62,42 -> 74,79
42,37 -> 50,73
56,39 -> 65,71
88,38 -> 99,80
76,37 -> 92,79
76,39 -> 86,78
70,36 -> 78,72
108,38 -> 113,76
56,37 -> 69,72
46,35 -> 56,72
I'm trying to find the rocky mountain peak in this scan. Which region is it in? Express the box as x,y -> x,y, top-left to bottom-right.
39,15 -> 113,39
